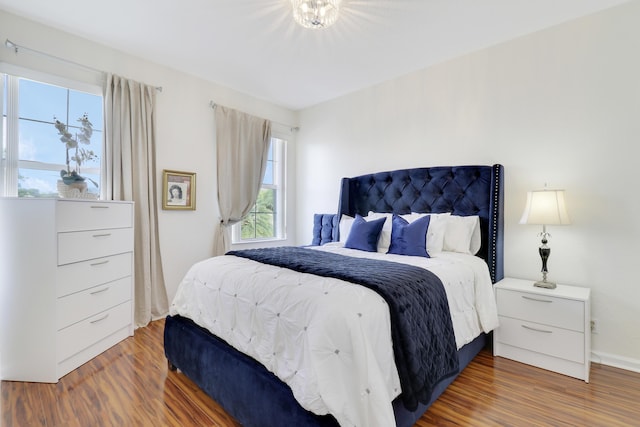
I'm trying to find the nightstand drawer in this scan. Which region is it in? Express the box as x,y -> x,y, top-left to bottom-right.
497,289 -> 584,332
56,201 -> 133,232
57,253 -> 132,298
57,277 -> 131,330
497,316 -> 584,363
57,227 -> 133,265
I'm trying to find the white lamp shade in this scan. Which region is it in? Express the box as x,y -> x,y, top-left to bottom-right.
519,189 -> 571,225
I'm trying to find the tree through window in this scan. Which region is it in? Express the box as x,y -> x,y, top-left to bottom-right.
234,137 -> 286,242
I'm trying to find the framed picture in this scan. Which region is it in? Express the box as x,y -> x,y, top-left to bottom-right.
162,170 -> 196,210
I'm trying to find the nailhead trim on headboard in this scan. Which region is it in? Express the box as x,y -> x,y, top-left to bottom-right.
489,164 -> 504,283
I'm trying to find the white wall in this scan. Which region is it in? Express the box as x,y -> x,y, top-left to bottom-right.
0,10 -> 299,303
295,2 -> 640,368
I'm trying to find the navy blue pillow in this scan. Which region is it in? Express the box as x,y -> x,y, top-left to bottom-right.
344,214 -> 386,252
387,214 -> 431,257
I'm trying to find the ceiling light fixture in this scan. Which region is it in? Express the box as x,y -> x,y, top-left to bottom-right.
291,0 -> 341,29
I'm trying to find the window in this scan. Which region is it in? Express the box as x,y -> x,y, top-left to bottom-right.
1,71 -> 103,197
233,137 -> 287,243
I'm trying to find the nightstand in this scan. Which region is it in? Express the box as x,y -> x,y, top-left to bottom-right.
493,277 -> 591,382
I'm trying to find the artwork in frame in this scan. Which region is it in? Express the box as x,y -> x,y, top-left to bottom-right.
163,170 -> 196,210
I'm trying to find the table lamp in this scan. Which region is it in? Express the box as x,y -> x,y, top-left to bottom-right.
519,188 -> 571,289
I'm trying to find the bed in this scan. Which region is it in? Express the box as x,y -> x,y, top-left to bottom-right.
164,164 -> 504,427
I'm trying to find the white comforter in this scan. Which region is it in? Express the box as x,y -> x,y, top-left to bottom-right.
170,244 -> 498,427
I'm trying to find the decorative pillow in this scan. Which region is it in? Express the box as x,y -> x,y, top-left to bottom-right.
387,214 -> 431,257
338,215 -> 354,243
344,214 -> 386,252
443,215 -> 480,254
366,211 -> 393,253
402,212 -> 451,255
469,217 -> 481,255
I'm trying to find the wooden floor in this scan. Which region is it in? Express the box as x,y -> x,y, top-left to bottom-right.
3,319 -> 639,427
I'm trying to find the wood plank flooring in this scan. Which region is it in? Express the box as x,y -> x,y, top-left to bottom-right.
2,319 -> 639,426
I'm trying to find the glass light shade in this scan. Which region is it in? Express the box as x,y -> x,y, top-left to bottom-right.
519,189 -> 571,225
292,0 -> 341,29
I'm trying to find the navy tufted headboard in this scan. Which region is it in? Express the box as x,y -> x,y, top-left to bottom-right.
337,164 -> 504,283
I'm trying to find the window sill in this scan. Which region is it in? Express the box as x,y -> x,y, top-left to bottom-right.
232,237 -> 287,246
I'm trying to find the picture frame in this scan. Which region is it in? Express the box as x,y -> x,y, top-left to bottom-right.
162,170 -> 196,210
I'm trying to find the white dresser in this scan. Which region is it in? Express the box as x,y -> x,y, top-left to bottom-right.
493,277 -> 591,382
0,198 -> 134,383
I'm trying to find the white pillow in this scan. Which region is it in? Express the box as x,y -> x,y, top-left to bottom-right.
338,215 -> 354,243
402,212 -> 451,255
366,212 -> 393,253
443,215 -> 480,254
470,217 -> 481,255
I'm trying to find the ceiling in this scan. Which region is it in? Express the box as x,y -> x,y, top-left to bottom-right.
0,0 -> 628,110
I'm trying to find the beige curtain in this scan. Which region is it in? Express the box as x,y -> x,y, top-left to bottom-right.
103,74 -> 169,328
213,106 -> 272,255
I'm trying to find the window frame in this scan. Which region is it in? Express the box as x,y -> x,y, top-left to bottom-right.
1,64 -> 103,197
232,133 -> 288,244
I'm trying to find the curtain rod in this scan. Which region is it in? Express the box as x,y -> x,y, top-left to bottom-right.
4,39 -> 163,92
209,100 -> 299,132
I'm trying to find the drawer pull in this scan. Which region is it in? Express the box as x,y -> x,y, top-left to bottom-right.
90,260 -> 110,267
90,205 -> 109,209
90,314 -> 109,324
522,295 -> 553,303
90,287 -> 110,295
92,233 -> 112,238
522,324 -> 552,334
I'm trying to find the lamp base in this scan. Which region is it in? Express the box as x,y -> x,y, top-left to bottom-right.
534,280 -> 557,289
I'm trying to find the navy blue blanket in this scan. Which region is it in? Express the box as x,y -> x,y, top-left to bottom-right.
227,246 -> 459,410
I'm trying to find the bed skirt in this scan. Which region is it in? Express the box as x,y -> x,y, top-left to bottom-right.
164,315 -> 486,427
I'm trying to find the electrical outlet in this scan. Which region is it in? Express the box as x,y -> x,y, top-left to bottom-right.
591,318 -> 599,334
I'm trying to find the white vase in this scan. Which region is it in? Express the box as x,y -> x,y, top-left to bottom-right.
57,180 -> 96,199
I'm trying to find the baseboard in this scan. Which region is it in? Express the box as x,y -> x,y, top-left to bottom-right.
591,351 -> 640,374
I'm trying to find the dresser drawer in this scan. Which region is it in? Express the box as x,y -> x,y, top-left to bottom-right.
496,289 -> 584,332
56,201 -> 133,232
57,228 -> 133,265
57,301 -> 132,363
57,277 -> 131,330
496,316 -> 584,363
57,253 -> 132,297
